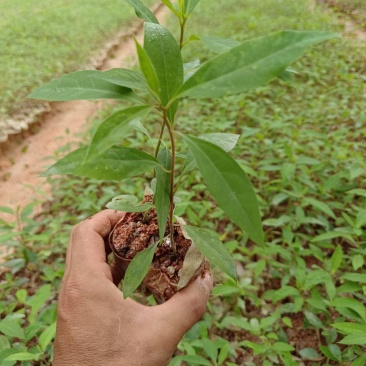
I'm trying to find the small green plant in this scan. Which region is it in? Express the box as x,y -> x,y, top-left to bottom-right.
28,0 -> 336,298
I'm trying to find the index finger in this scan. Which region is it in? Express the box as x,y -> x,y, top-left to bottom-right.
66,210 -> 125,275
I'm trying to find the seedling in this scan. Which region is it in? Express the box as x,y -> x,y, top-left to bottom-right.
29,0 -> 336,301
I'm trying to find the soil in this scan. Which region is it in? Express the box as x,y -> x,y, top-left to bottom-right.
320,0 -> 366,40
110,197 -> 194,302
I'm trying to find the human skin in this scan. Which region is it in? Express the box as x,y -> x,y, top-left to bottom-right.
53,210 -> 213,366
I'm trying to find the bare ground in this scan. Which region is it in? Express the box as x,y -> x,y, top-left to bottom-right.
319,0 -> 366,39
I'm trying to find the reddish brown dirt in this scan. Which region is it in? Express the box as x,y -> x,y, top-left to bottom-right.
0,5 -> 168,261
111,198 -> 193,302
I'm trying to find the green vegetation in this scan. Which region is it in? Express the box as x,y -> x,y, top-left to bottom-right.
0,0 -> 154,120
1,0 -> 366,365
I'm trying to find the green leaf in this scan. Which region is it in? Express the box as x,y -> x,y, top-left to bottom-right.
0,206 -> 13,214
278,68 -> 297,83
330,245 -> 343,274
183,0 -> 200,14
26,284 -> 52,324
218,343 -> 230,365
272,286 -> 300,304
182,133 -> 239,175
90,68 -> 147,90
319,345 -> 338,361
200,36 -> 240,54
122,243 -> 157,298
306,298 -> 327,312
352,355 -> 366,366
304,269 -> 335,299
5,352 -> 40,361
271,342 -> 295,352
328,344 -> 341,360
355,209 -> 366,229
340,273 -> 366,283
352,255 -> 364,270
28,70 -> 136,101
167,99 -> 180,123
304,311 -> 324,328
177,31 -> 337,99
0,319 -> 25,339
42,147 -> 159,181
332,322 -> 366,334
171,355 -> 212,366
331,298 -> 366,321
155,148 -> 171,241
39,322 -> 57,351
199,133 -> 240,152
299,348 -> 320,360
311,230 -> 355,244
144,23 -> 183,106
184,225 -> 236,280
221,317 -> 251,331
106,195 -> 153,212
337,282 -> 362,293
16,289 -> 27,303
282,317 -> 293,328
346,189 -> 366,198
134,120 -> 153,142
212,285 -> 241,297
125,0 -> 159,23
0,336 -> 10,352
25,324 -> 43,343
302,197 -> 336,219
184,60 -> 201,81
135,40 -> 160,96
0,349 -> 18,365
339,334 -> 366,345
201,339 -> 218,362
241,341 -> 266,355
183,135 -> 264,245
85,106 -> 150,162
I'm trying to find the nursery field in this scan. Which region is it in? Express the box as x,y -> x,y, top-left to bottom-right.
0,0 -> 154,122
1,0 -> 366,365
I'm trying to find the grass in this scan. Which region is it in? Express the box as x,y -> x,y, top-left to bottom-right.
1,0 -> 366,365
0,0 -> 155,122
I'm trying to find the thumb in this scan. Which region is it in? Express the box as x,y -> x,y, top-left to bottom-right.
155,271 -> 213,343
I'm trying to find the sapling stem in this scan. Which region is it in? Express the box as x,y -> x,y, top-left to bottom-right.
163,108 -> 177,254
179,17 -> 187,50
154,120 -> 166,158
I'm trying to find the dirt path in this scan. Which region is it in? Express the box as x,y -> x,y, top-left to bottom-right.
318,0 -> 366,39
0,5 -> 168,227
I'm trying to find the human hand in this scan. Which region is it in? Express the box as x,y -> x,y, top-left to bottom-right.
53,210 -> 213,366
